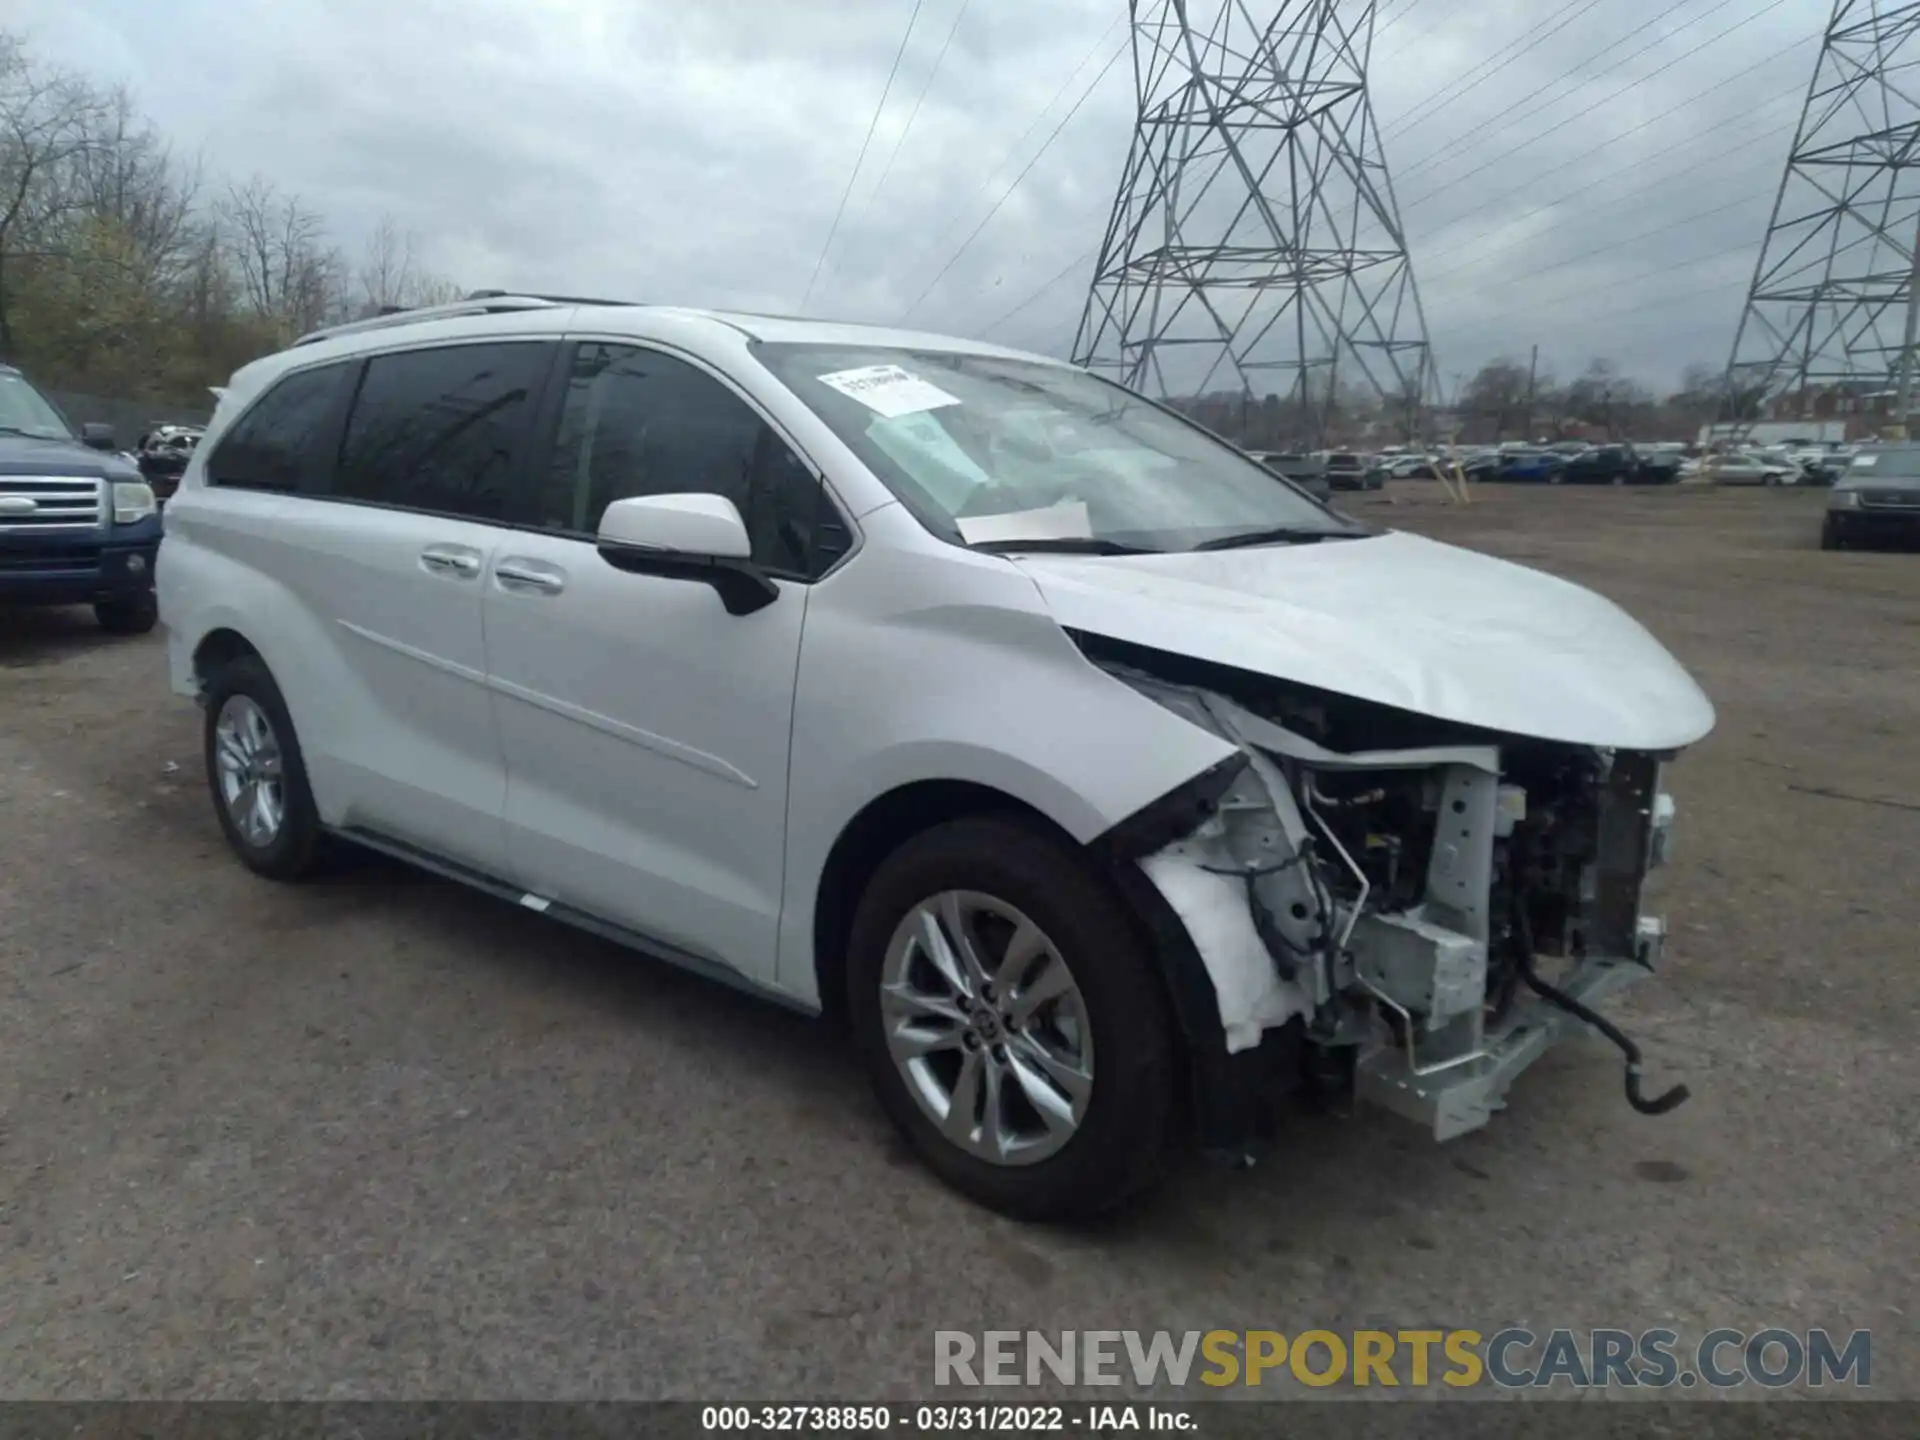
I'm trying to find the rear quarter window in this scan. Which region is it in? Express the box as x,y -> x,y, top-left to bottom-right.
205,363 -> 355,493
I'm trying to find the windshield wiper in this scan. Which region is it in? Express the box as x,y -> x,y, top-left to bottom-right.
967,537 -> 1161,555
1190,526 -> 1368,552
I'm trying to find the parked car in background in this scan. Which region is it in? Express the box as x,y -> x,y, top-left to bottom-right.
156,292 -> 1712,1220
1247,450 -> 1334,504
0,363 -> 161,634
1384,454 -> 1445,480
1316,450 -> 1374,491
135,423 -> 206,501
1823,446 -> 1920,549
1557,444 -> 1680,486
1495,450 -> 1566,483
1790,451 -> 1841,486
1708,451 -> 1800,486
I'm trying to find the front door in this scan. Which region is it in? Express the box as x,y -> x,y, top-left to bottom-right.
485,340 -> 846,986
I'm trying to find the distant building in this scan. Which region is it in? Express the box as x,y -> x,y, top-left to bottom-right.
1698,419 -> 1849,446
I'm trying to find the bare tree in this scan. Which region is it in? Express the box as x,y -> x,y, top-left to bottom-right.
357,212 -> 416,313
222,173 -> 338,336
66,85 -> 201,288
0,33 -> 109,354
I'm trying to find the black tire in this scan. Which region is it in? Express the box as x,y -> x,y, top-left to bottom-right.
94,590 -> 157,635
1821,519 -> 1845,551
847,816 -> 1177,1222
202,655 -> 326,880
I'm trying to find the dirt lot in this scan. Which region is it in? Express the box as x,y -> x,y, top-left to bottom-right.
1,483 -> 1915,1402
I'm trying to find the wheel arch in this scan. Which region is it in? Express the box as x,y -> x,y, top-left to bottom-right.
191,625 -> 264,694
810,779 -> 1073,1025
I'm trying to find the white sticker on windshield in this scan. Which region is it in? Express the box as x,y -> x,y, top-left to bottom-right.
954,500 -> 1093,546
817,364 -> 961,419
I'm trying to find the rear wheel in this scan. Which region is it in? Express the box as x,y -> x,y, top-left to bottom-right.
202,656 -> 326,880
847,817 -> 1176,1221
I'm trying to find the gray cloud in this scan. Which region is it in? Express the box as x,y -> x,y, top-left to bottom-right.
19,0 -> 1835,390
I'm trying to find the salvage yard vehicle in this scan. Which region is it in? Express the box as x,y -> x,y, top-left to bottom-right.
1315,450 -> 1374,491
1708,451 -> 1798,486
1557,444 -> 1680,486
1495,450 -> 1565,483
158,294 -> 1710,1221
135,423 -> 206,501
1246,450 -> 1334,504
0,363 -> 161,634
1823,445 -> 1920,550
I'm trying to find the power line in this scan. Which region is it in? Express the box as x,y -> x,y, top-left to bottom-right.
1397,0 -> 1728,181
1398,18 -> 1812,212
906,14 -> 1125,269
1398,0 -> 1744,183
799,0 -> 928,312
847,0 -> 976,242
1383,0 -> 1609,139
901,37 -> 1128,322
1432,192 -> 1769,307
1374,0 -> 1432,37
1397,0 -> 1797,204
1419,140 -> 1790,288
1437,237 -> 1763,340
979,244 -> 1098,339
1411,93 -> 1800,273
1373,0 -> 1474,63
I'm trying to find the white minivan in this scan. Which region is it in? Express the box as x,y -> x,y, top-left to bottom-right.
159,294 -> 1712,1219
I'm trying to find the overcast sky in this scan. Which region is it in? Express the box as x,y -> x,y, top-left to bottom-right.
14,0 -> 1833,392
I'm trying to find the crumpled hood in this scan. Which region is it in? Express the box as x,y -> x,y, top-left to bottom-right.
1013,530 -> 1716,751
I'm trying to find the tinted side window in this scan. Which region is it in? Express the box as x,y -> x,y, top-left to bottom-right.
532,343 -> 847,577
332,342 -> 548,520
205,363 -> 351,492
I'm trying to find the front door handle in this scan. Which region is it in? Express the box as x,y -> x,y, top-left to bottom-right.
420,544 -> 482,579
494,558 -> 567,596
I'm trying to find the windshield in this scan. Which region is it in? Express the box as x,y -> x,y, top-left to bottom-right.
754,343 -> 1354,552
0,371 -> 74,440
1851,448 -> 1920,478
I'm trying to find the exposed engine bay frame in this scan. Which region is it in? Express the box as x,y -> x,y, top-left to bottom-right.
1090,649 -> 1687,1155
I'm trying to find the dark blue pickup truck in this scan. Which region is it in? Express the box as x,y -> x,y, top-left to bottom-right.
1,364 -> 160,634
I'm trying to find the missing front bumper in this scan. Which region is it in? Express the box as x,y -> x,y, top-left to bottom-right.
1355,937 -> 1658,1142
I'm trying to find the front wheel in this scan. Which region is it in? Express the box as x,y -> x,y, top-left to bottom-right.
94,590 -> 157,634
847,817 -> 1177,1221
1821,518 -> 1846,551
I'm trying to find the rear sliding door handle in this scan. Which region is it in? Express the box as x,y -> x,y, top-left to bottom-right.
494,559 -> 567,595
419,545 -> 482,579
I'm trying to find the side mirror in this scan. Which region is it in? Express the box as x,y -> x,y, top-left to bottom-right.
596,493 -> 777,616
82,422 -> 116,451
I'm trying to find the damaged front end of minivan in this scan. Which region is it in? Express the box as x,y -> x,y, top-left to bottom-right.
1085,633 -> 1689,1161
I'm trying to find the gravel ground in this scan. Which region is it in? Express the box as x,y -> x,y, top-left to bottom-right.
0,482 -> 1914,1403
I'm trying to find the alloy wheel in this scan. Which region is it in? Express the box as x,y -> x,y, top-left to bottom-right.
214,694 -> 286,848
878,890 -> 1094,1166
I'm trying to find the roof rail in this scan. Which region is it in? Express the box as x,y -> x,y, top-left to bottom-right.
291,294 -> 561,348
466,289 -> 647,307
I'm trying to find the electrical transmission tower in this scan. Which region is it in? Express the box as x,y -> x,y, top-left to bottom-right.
1723,1 -> 1920,435
1071,0 -> 1435,446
